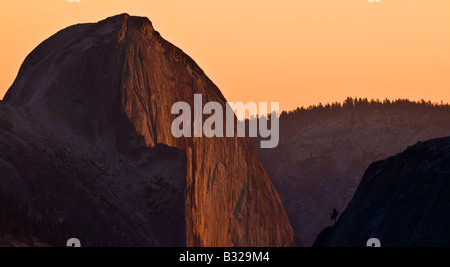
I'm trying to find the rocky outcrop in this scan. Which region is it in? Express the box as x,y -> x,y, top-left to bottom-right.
2,14 -> 294,246
316,137 -> 450,247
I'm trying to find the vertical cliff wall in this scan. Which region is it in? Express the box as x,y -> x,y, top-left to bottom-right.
4,14 -> 295,246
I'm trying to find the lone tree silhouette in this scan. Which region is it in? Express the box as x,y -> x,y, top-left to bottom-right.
330,208 -> 339,225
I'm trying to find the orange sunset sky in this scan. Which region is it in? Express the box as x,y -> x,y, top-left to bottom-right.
0,0 -> 449,111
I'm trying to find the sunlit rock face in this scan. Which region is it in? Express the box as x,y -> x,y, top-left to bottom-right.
3,14 -> 295,247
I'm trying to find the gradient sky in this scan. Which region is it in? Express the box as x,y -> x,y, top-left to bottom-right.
0,0 -> 449,111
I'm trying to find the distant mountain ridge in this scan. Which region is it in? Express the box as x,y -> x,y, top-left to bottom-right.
251,97 -> 450,245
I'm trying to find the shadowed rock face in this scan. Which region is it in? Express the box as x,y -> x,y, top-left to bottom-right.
4,14 -> 294,246
0,101 -> 187,246
0,234 -> 49,247
316,137 -> 450,247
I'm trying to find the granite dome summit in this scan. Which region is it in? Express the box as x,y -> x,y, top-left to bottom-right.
1,14 -> 296,246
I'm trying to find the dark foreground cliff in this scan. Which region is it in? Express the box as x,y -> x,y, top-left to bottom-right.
0,14 -> 295,246
314,137 -> 450,247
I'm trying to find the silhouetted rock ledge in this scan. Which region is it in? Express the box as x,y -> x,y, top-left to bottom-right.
315,137 -> 450,247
